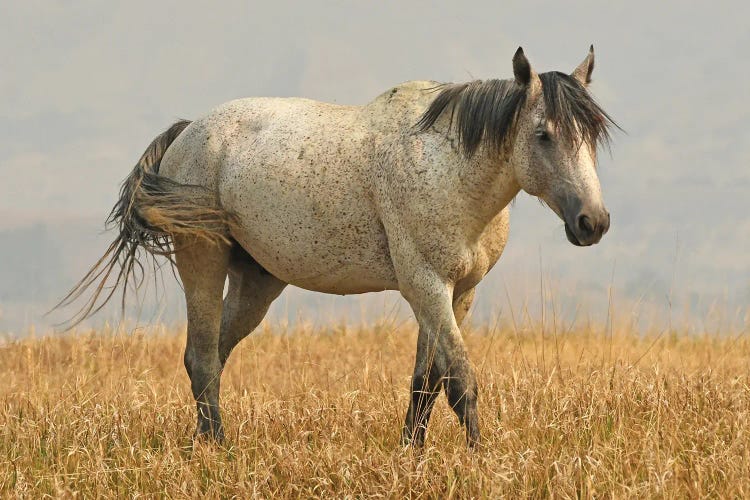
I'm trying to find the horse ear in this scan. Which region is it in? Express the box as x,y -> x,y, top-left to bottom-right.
513,47 -> 532,86
572,45 -> 595,86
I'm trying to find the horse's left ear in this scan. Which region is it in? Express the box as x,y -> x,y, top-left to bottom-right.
571,45 -> 595,86
513,47 -> 532,86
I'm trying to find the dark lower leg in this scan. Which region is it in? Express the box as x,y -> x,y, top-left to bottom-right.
402,368 -> 443,447
185,338 -> 224,440
443,365 -> 480,447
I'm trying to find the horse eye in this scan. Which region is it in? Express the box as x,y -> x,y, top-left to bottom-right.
536,130 -> 551,142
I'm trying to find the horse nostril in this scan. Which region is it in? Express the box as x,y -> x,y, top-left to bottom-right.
577,214 -> 593,235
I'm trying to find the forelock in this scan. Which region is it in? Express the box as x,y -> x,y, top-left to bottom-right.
538,71 -> 618,149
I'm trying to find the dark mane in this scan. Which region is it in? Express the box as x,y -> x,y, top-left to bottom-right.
415,79 -> 526,157
415,72 -> 617,158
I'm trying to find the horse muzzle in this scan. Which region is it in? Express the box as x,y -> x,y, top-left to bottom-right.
564,209 -> 610,247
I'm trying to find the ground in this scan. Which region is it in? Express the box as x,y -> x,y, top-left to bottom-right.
1,321 -> 749,497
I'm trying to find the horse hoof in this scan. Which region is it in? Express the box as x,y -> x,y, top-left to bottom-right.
466,432 -> 481,450
400,431 -> 426,449
194,427 -> 225,444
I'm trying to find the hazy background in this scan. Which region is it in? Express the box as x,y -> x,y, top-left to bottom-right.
1,1 -> 748,335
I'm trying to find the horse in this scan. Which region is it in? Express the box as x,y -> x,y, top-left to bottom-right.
58,46 -> 616,447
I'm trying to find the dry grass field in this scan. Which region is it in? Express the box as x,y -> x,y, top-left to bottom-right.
2,320 -> 750,498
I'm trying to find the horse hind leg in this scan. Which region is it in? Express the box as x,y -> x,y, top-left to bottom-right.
174,235 -> 230,441
219,245 -> 287,367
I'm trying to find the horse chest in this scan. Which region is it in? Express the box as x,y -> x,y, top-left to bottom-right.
424,207 -> 510,289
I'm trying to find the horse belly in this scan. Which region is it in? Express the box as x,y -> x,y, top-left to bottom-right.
220,169 -> 398,294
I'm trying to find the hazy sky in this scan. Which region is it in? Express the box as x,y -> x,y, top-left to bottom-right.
1,2 -> 748,333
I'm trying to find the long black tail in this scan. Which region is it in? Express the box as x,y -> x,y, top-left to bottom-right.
54,120 -> 234,328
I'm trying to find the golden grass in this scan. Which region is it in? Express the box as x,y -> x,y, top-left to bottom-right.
1,322 -> 750,497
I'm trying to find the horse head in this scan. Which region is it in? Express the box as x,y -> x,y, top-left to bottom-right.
510,46 -> 616,246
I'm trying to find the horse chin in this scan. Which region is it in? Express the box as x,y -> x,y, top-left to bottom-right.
564,223 -> 588,247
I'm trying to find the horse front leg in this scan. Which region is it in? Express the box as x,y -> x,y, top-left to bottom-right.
399,274 -> 480,448
401,321 -> 445,447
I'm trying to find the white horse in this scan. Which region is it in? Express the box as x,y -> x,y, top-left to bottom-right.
60,47 -> 616,447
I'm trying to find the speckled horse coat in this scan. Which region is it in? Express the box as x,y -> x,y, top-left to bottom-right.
63,47 -> 616,447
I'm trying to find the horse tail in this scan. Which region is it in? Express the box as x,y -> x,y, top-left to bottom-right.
53,120 -> 235,328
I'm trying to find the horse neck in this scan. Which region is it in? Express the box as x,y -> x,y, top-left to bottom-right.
457,148 -> 521,224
